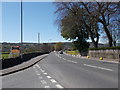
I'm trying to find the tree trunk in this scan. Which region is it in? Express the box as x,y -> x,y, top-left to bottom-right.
113,41 -> 116,47
103,23 -> 113,47
99,18 -> 113,47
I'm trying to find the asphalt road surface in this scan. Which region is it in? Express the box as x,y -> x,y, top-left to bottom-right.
2,52 -> 118,88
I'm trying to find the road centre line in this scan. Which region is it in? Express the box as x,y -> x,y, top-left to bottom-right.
37,73 -> 40,75
83,64 -> 113,71
63,58 -> 66,60
43,73 -> 47,75
58,55 -> 78,64
71,61 -> 77,64
39,76 -> 43,79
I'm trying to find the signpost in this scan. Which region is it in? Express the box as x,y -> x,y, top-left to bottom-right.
10,46 -> 20,58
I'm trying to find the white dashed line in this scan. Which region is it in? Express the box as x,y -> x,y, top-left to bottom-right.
71,61 -> 77,64
97,67 -> 113,71
63,58 -> 66,60
39,76 -> 43,79
84,64 -> 113,71
58,55 -> 78,64
34,63 -> 64,88
47,76 -> 52,79
35,64 -> 41,68
56,84 -> 64,88
67,60 -> 72,62
50,79 -> 57,83
44,86 -> 50,88
37,73 -> 40,75
41,80 -> 47,84
41,70 -> 45,72
43,73 -> 47,75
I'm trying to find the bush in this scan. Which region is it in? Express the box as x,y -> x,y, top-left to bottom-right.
66,51 -> 79,55
89,47 -> 120,50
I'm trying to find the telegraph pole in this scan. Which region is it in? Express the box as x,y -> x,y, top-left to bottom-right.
20,0 -> 23,58
21,0 -> 23,43
38,32 -> 40,44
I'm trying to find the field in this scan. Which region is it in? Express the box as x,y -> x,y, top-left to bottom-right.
2,52 -> 20,59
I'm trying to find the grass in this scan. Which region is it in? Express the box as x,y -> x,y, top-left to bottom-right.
2,53 -> 20,59
2,54 -> 9,59
66,50 -> 79,55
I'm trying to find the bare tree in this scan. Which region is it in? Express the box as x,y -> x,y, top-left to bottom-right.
81,2 -> 119,47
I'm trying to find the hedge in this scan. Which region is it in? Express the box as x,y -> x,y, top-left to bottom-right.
89,47 -> 120,50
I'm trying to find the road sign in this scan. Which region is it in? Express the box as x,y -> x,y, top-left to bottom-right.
11,46 -> 20,54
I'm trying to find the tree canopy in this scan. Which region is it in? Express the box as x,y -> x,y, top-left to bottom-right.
54,2 -> 120,49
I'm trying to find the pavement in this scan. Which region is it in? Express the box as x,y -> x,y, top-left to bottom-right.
0,54 -> 48,76
2,52 -> 118,88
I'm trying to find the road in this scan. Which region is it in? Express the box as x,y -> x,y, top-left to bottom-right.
2,52 -> 118,88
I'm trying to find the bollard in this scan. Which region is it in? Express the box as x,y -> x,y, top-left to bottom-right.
87,56 -> 90,58
118,54 -> 120,63
100,57 -> 103,60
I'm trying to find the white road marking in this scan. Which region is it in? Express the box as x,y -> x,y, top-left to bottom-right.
56,84 -> 64,88
44,86 -> 50,88
66,60 -> 77,63
41,80 -> 47,84
43,73 -> 47,75
37,73 -> 40,75
47,76 -> 52,79
41,69 -> 45,72
39,76 -> 43,79
58,55 -> 78,64
35,64 -> 41,69
97,67 -> 113,71
63,58 -> 66,60
71,61 -> 77,64
50,79 -> 57,83
84,64 -> 113,71
33,66 -> 36,68
34,63 -> 64,88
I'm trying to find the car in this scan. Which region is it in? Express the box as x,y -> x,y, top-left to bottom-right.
59,51 -> 63,54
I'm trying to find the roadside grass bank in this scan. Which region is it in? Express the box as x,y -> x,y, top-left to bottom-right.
1,51 -> 43,59
2,52 -> 49,70
2,53 -> 19,59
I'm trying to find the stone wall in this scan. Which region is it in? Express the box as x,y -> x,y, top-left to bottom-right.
88,49 -> 120,59
2,52 -> 48,69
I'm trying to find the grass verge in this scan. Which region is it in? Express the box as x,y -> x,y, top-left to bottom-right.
65,50 -> 79,55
